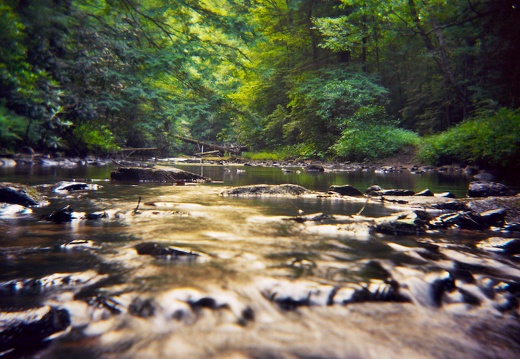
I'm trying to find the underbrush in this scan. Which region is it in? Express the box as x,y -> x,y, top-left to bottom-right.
332,125 -> 420,162
417,107 -> 520,170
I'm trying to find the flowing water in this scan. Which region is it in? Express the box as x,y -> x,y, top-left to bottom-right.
1,163 -> 519,358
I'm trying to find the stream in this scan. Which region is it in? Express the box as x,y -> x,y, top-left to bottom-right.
1,163 -> 519,358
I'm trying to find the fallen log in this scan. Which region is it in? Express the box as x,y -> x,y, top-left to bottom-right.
175,136 -> 244,154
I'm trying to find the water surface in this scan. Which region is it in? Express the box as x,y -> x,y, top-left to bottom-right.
0,163 -> 519,359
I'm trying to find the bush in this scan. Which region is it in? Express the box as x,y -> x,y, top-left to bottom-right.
332,125 -> 420,162
418,107 -> 520,169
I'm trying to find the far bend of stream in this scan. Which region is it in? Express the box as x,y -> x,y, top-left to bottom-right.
1,163 -> 520,358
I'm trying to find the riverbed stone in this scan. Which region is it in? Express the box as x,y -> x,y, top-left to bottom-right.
480,208 -> 507,227
0,183 -> 41,206
134,242 -> 200,260
329,185 -> 364,197
0,306 -> 71,355
468,181 -> 517,197
221,184 -> 312,196
111,166 -> 208,183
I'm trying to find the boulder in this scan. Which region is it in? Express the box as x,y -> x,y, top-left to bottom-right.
0,183 -> 41,206
329,185 -> 364,197
0,306 -> 70,355
111,166 -> 208,183
468,181 -> 517,198
221,184 -> 311,196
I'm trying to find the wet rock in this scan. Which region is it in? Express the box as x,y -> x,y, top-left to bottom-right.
134,242 -> 200,260
504,223 -> 520,232
329,185 -> 364,197
379,189 -> 416,196
304,164 -> 324,172
0,183 -> 41,206
455,212 -> 491,230
429,211 -> 490,230
285,212 -> 334,223
44,205 -> 82,223
374,212 -> 427,236
85,211 -> 109,220
365,184 -> 382,195
129,297 -> 156,318
430,201 -> 468,211
111,166 -> 208,183
54,181 -> 101,193
221,184 -> 311,196
365,184 -> 414,196
468,181 -> 517,198
0,306 -> 71,355
435,192 -> 456,198
480,208 -> 507,227
415,189 -> 434,197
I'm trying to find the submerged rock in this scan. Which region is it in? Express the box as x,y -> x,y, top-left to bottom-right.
415,189 -> 434,197
54,181 -> 101,193
0,306 -> 70,355
0,183 -> 41,206
111,166 -> 208,183
134,242 -> 200,260
468,181 -> 517,197
221,184 -> 312,196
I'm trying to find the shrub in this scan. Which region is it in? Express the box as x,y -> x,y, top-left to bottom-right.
418,107 -> 520,169
332,125 -> 420,162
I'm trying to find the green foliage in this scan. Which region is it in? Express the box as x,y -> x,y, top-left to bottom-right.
333,125 -> 420,162
0,101 -> 27,149
418,108 -> 520,169
73,124 -> 119,154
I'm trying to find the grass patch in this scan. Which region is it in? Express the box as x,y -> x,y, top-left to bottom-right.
417,107 -> 520,170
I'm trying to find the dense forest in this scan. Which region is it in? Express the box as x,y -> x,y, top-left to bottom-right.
1,0 -> 519,170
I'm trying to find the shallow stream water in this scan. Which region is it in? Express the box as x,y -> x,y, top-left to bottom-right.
1,163 -> 519,358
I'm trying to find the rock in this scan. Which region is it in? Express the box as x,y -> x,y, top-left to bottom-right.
285,212 -> 334,223
456,211 -> 490,230
304,164 -> 324,172
329,185 -> 364,197
221,184 -> 311,196
44,205 -> 82,223
480,208 -> 507,227
54,181 -> 100,193
415,189 -> 434,197
365,184 -> 414,196
379,189 -> 416,196
374,212 -> 427,236
430,201 -> 468,211
134,242 -> 200,260
365,184 -> 382,195
0,183 -> 41,206
468,181 -> 517,198
435,192 -> 456,198
474,171 -> 495,181
0,306 -> 70,355
111,166 -> 208,183
430,211 -> 490,230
